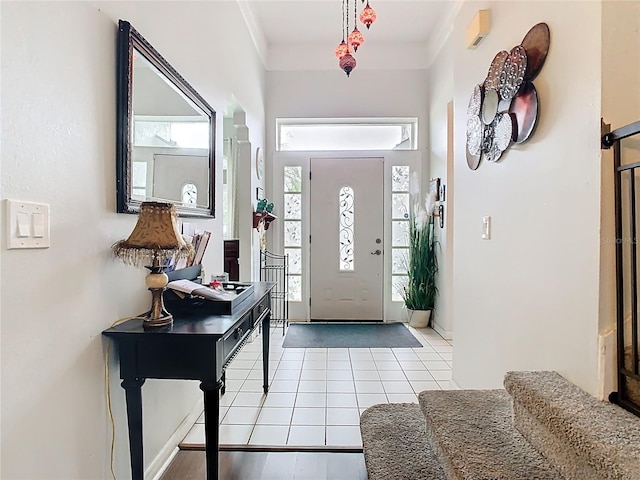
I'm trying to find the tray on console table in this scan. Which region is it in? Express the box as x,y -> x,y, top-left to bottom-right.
165,281 -> 255,315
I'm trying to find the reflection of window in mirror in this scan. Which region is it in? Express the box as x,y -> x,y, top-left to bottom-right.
133,119 -> 208,148
222,138 -> 238,239
182,183 -> 197,206
132,162 -> 148,198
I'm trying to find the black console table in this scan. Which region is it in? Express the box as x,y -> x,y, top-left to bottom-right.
103,282 -> 274,480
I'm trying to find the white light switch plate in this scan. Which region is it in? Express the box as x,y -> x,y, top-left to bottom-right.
6,199 -> 50,249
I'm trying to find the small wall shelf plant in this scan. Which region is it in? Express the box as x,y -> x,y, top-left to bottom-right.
253,211 -> 277,230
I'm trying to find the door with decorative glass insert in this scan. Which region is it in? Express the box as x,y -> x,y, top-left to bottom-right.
310,157 -> 384,320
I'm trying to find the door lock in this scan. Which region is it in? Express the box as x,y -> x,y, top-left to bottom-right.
370,249 -> 382,255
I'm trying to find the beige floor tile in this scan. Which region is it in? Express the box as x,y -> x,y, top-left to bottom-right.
291,407 -> 326,425
326,408 -> 360,425
326,426 -> 363,447
287,425 -> 325,446
256,407 -> 293,425
295,392 -> 327,408
249,425 -> 289,445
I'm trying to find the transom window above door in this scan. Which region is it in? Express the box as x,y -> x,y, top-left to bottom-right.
276,118 -> 418,151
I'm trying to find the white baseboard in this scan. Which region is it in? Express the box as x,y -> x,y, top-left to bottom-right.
148,447 -> 179,480
147,398 -> 204,480
432,321 -> 453,341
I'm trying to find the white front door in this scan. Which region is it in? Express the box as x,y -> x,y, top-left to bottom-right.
310,157 -> 384,320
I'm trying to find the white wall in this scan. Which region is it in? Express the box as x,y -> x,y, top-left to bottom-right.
0,2 -> 265,478
449,1 -> 603,394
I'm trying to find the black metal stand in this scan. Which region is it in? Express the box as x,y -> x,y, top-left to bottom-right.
260,250 -> 289,334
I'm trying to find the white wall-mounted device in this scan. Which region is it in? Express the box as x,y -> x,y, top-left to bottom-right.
466,10 -> 491,49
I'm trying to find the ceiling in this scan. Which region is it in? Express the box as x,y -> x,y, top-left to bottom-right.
242,0 -> 460,69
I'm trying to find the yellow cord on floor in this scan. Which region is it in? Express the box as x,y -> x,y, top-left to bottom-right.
105,316 -> 134,480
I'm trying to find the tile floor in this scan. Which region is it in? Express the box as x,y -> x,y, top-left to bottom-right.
182,323 -> 453,448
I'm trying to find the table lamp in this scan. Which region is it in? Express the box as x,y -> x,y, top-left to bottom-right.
112,201 -> 194,328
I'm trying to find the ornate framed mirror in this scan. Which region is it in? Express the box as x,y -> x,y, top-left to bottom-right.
116,20 -> 216,217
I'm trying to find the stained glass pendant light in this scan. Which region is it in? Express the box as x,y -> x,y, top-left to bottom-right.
335,0 -> 348,59
360,1 -> 377,29
339,0 -> 356,76
348,0 -> 364,52
339,49 -> 357,76
335,40 -> 348,59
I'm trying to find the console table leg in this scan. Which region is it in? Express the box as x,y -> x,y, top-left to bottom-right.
122,378 -> 145,480
200,380 -> 223,480
262,313 -> 270,393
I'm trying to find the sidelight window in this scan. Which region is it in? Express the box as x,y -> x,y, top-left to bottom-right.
391,166 -> 410,301
284,166 -> 303,302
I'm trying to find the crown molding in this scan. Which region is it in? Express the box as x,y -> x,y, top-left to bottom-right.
237,0 -> 268,67
424,0 -> 464,69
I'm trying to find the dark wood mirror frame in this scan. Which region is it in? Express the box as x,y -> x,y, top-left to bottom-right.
116,20 -> 216,218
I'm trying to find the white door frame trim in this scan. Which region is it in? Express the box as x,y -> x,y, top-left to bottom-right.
271,150 -> 422,322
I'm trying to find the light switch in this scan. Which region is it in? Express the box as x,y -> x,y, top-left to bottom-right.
17,212 -> 30,237
32,213 -> 45,237
5,199 -> 50,249
482,216 -> 491,240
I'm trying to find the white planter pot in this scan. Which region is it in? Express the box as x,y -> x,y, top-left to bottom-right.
407,309 -> 432,328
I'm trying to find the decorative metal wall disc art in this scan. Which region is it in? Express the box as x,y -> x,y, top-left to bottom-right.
510,82 -> 539,143
468,84 -> 483,116
465,23 -> 549,170
499,45 -> 527,101
485,51 -> 508,91
466,143 -> 482,170
467,116 -> 483,156
494,112 -> 517,151
466,84 -> 484,170
521,23 -> 551,81
482,89 -> 499,125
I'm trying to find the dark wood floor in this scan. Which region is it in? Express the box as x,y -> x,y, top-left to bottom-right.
160,450 -> 367,480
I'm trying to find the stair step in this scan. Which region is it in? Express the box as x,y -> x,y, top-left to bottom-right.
504,370 -> 640,480
360,403 -> 446,480
418,389 -> 563,480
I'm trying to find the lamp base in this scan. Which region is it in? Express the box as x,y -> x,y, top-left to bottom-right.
139,286 -> 173,328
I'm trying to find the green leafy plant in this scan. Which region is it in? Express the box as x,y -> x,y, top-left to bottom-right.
402,185 -> 438,311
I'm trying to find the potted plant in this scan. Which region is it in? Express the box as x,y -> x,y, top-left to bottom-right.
402,178 -> 438,328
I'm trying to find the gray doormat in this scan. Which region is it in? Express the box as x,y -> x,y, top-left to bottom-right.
282,323 -> 422,348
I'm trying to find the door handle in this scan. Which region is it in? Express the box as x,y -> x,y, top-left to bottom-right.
370,249 -> 382,256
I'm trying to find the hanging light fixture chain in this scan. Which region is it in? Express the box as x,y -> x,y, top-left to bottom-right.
354,0 -> 357,32
342,0 -> 346,41
346,0 -> 350,44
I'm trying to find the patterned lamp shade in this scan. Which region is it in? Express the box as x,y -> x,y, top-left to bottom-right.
339,51 -> 357,77
360,2 -> 376,29
335,40 -> 349,59
348,26 -> 364,52
112,201 -> 193,268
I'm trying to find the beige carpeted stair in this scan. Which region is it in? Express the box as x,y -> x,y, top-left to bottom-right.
505,371 -> 640,480
360,371 -> 640,480
418,389 -> 563,480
